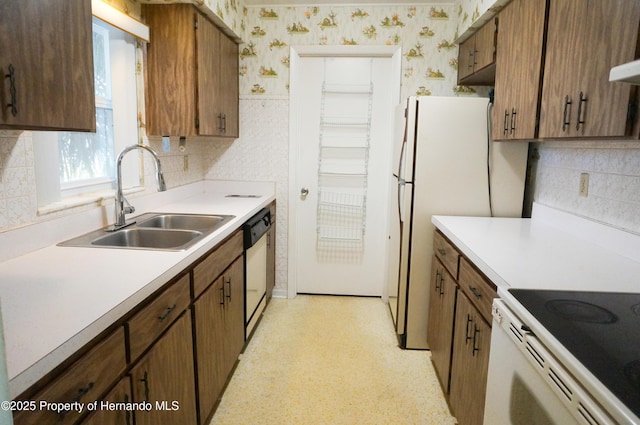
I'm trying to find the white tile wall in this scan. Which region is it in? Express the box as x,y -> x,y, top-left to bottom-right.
204,97 -> 290,293
0,131 -> 37,229
534,141 -> 640,235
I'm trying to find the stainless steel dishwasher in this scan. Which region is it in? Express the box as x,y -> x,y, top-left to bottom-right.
243,208 -> 271,338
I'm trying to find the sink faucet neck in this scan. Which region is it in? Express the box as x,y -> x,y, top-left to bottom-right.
112,144 -> 166,230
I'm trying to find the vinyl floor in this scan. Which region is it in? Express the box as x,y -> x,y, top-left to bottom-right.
209,295 -> 457,425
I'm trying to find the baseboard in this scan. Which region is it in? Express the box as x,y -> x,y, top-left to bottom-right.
271,288 -> 288,299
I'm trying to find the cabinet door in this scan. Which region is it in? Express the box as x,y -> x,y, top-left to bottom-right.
426,256 -> 457,394
539,0 -> 640,138
219,33 -> 239,138
491,0 -> 546,140
449,292 -> 491,425
196,22 -> 238,138
82,377 -> 133,425
473,20 -> 496,73
575,0 -> 640,138
143,4 -> 198,136
131,312 -> 197,425
196,12 -> 222,136
457,37 -> 475,82
194,275 -> 228,421
0,0 -> 95,131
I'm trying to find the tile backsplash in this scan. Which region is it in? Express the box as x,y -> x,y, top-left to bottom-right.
534,141 -> 640,235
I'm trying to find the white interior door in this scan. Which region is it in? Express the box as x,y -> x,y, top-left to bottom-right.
289,46 -> 401,297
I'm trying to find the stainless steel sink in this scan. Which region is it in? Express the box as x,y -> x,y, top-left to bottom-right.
58,212 -> 235,251
136,214 -> 233,231
91,228 -> 203,250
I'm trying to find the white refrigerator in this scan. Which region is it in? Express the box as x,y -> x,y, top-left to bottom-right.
387,96 -> 529,349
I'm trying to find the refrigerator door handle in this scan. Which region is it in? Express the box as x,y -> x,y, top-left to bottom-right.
397,140 -> 407,224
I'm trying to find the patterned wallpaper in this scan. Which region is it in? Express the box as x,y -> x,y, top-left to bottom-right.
239,4 -> 465,99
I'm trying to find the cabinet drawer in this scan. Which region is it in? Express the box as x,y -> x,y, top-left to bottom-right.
128,274 -> 191,361
13,328 -> 126,425
193,230 -> 243,297
458,257 -> 496,323
433,231 -> 460,279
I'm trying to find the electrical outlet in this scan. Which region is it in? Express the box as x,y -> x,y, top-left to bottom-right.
579,173 -> 589,197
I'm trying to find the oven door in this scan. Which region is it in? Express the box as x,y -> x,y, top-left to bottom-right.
485,300 -> 613,425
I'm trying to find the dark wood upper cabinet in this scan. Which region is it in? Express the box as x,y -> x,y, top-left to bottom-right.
0,0 -> 95,131
539,0 -> 640,139
457,18 -> 497,86
143,4 -> 239,138
491,0 -> 547,141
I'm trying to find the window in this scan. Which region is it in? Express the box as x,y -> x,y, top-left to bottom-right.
58,21 -> 116,194
34,7 -> 148,210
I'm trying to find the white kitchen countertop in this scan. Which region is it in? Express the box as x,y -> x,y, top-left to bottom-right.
433,203 -> 640,294
0,180 -> 275,398
433,202 -> 640,424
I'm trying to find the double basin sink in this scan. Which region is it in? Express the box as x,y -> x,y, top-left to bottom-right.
59,213 -> 235,251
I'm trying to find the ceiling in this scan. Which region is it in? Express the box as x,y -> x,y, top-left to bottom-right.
243,0 -> 448,5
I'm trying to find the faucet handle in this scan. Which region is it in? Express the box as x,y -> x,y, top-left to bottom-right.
123,197 -> 135,215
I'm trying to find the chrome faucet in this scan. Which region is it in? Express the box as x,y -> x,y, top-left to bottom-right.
109,144 -> 166,231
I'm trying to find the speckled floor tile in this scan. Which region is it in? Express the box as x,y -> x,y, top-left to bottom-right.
209,295 -> 457,425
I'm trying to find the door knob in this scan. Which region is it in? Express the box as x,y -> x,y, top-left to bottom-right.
300,187 -> 309,197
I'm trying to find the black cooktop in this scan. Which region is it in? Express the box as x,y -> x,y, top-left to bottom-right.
509,289 -> 640,419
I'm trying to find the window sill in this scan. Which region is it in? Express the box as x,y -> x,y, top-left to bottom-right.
37,187 -> 145,216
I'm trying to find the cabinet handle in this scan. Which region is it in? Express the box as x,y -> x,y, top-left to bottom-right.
225,276 -> 231,301
157,304 -> 176,322
562,95 -> 572,132
465,314 -> 473,344
222,113 -> 227,133
438,273 -> 445,296
434,270 -> 441,293
468,50 -> 474,70
510,108 -> 517,134
220,285 -> 225,306
469,286 -> 482,299
503,109 -> 509,135
437,247 -> 446,257
140,371 -> 150,402
217,113 -> 223,132
576,91 -> 587,131
5,64 -> 17,117
59,381 -> 95,417
73,382 -> 94,403
472,324 -> 481,356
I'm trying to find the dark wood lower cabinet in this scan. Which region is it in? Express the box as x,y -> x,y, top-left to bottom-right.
194,256 -> 244,423
428,230 -> 495,425
426,256 -> 457,393
449,292 -> 491,425
131,312 -> 197,425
